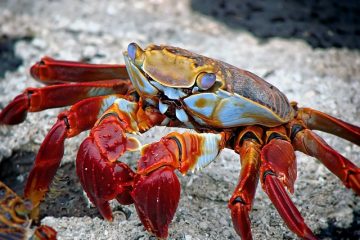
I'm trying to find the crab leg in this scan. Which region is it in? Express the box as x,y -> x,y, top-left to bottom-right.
0,80 -> 132,125
260,128 -> 316,240
292,127 -> 360,195
297,107 -> 360,146
24,94 -> 125,215
30,57 -> 129,84
228,126 -> 262,240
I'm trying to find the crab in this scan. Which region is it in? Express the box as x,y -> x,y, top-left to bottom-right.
0,43 -> 359,239
0,180 -> 57,240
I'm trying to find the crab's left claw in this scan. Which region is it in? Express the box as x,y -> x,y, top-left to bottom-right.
132,166 -> 180,238
132,139 -> 181,238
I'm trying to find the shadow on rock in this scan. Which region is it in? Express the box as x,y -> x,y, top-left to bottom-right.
317,207 -> 360,240
191,0 -> 360,49
0,151 -> 101,219
0,35 -> 32,78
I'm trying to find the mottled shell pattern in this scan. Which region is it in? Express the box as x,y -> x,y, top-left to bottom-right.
123,43 -> 294,128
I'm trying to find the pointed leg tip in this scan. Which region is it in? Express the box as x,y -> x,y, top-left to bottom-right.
303,231 -> 317,240
0,93 -> 29,125
348,173 -> 360,195
262,175 -> 317,240
230,202 -> 253,240
30,63 -> 40,80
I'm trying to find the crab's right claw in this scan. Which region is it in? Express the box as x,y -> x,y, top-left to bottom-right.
0,93 -> 29,125
76,137 -> 136,220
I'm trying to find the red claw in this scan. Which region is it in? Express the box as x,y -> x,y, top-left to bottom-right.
0,93 -> 29,124
76,137 -> 136,221
132,166 -> 180,238
76,112 -> 140,220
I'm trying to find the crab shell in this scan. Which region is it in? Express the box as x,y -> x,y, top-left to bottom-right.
124,43 -> 294,128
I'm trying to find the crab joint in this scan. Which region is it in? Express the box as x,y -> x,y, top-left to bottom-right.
167,131 -> 226,173
136,132 -> 226,176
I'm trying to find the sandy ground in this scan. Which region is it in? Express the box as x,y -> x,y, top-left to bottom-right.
0,0 -> 359,239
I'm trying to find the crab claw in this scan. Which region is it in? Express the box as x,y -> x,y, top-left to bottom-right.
132,166 -> 180,238
0,92 -> 29,124
76,137 -> 136,220
76,114 -> 140,220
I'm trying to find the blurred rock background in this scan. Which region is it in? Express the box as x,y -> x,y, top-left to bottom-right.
0,0 -> 359,239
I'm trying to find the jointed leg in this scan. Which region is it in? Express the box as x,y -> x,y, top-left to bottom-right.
31,57 -> 129,84
24,94 -> 125,217
294,106 -> 360,195
296,107 -> 360,146
291,122 -> 360,195
228,126 -> 262,240
0,80 -> 132,125
260,126 -> 316,240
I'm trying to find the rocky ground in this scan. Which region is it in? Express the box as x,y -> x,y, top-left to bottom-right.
0,0 -> 359,239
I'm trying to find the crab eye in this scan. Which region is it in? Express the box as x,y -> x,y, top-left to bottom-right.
127,43 -> 138,61
196,72 -> 216,90
127,43 -> 145,66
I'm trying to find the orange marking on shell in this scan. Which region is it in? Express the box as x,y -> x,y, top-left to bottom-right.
194,98 -> 208,108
